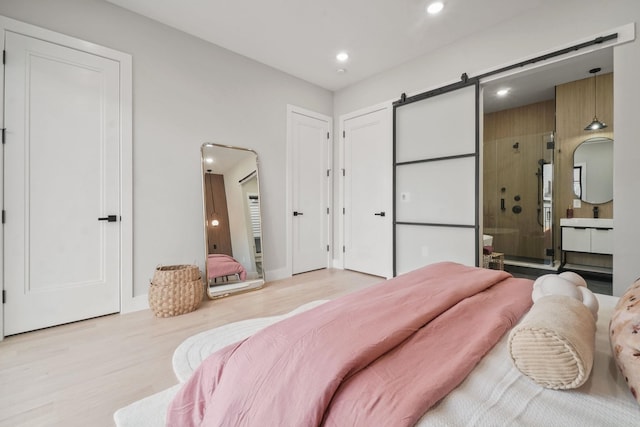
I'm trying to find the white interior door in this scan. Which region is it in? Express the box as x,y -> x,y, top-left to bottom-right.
3,31 -> 120,335
290,109 -> 330,274
343,107 -> 392,278
394,84 -> 479,275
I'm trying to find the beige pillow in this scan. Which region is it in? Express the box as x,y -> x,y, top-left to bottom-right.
509,295 -> 596,389
610,279 -> 640,404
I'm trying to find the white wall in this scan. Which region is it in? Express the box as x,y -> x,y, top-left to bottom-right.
334,0 -> 640,296
0,0 -> 332,297
613,36 -> 640,295
2,0 -> 638,299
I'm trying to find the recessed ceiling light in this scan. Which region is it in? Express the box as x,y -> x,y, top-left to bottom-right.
426,1 -> 444,15
336,52 -> 349,62
497,88 -> 510,97
205,157 -> 214,164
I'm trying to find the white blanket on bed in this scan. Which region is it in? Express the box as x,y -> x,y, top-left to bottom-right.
425,293 -> 635,426
114,295 -> 638,426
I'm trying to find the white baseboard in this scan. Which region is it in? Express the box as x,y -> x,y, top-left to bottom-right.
265,267 -> 290,282
124,269 -> 292,314
121,294 -> 150,314
332,259 -> 344,269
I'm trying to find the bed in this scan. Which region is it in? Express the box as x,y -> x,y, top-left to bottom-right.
114,262 -> 639,426
206,254 -> 247,283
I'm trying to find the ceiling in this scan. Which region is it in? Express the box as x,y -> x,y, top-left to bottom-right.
105,0 -> 613,111
483,47 -> 613,113
202,143 -> 256,175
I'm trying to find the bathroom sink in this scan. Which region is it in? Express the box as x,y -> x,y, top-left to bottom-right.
560,218 -> 613,228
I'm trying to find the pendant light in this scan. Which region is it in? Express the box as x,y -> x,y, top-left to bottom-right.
584,67 -> 607,131
207,173 -> 220,227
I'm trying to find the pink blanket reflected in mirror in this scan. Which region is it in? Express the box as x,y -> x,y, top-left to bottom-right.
207,254 -> 247,282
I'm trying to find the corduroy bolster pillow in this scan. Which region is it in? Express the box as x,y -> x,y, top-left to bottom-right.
508,295 -> 596,389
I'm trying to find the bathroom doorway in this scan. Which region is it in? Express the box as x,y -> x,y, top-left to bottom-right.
481,47 -> 613,270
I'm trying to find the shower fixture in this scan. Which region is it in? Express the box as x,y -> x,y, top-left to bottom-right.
536,159 -> 545,227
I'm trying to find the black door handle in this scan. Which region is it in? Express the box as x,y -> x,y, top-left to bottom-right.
374,212 -> 386,217
293,211 -> 304,216
98,215 -> 118,222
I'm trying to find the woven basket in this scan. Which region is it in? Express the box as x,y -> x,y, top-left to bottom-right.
152,264 -> 201,286
149,265 -> 203,317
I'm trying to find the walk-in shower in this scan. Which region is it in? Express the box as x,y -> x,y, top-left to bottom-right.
483,131 -> 556,267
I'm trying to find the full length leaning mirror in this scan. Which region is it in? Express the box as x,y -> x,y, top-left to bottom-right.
201,143 -> 265,298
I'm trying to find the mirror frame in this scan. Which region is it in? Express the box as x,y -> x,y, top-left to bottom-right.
572,136 -> 613,204
201,142 -> 265,299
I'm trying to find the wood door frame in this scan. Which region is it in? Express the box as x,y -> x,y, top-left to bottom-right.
285,105 -> 332,278
0,16 -> 133,340
338,101 -> 393,276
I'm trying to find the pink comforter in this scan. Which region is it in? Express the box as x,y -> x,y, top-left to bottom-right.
167,262 -> 533,426
207,254 -> 247,281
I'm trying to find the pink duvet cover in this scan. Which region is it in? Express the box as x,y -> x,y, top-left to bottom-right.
207,254 -> 247,281
167,262 -> 533,426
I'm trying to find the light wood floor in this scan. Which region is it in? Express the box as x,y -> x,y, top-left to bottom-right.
0,268 -> 383,427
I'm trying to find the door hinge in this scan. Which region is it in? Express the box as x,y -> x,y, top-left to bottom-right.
327,244 -> 330,252
326,169 -> 330,177
327,132 -> 330,139
2,210 -> 5,224
343,245 -> 345,253
326,207 -> 329,214
2,50 -> 5,65
2,290 -> 6,304
342,169 -> 345,177
342,207 -> 345,215
1,128 -> 5,144
342,130 -> 345,138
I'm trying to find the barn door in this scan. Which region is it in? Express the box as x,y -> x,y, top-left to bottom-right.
393,82 -> 479,275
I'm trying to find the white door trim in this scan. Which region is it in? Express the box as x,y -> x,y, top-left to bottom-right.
285,105 -> 332,278
337,101 -> 392,271
0,15 -> 133,339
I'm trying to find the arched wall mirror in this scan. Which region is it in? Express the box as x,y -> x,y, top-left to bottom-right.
201,143 -> 265,298
572,137 -> 613,204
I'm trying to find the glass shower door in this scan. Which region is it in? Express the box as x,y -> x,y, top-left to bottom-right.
484,131 -> 555,266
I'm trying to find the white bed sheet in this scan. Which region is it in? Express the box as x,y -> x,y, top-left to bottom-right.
115,294 -> 639,427
420,294 -> 638,426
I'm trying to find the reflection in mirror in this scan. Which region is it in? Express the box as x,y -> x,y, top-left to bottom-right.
201,143 -> 265,298
572,137 -> 613,204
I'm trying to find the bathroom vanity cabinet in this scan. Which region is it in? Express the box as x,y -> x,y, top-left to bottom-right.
560,218 -> 613,273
